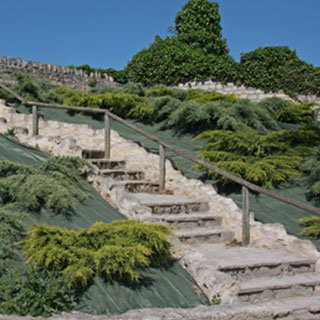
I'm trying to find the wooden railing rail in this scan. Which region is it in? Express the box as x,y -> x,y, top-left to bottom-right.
1,82 -> 320,246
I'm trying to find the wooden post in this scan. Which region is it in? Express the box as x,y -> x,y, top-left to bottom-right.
32,105 -> 39,136
159,144 -> 166,192
104,114 -> 111,159
242,186 -> 250,246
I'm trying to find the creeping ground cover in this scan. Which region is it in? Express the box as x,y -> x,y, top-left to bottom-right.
0,135 -> 208,317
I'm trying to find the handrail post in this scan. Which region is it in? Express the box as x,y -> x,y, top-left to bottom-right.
242,186 -> 250,246
159,144 -> 166,192
32,105 -> 39,136
104,114 -> 110,159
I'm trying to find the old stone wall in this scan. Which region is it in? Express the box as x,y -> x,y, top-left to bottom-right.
0,56 -> 120,90
177,80 -> 320,105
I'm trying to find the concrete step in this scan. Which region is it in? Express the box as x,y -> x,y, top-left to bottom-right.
89,158 -> 126,170
110,180 -> 160,193
264,294 -> 320,319
175,227 -> 234,245
134,193 -> 209,214
238,273 -> 320,304
98,169 -> 145,181
82,149 -> 105,159
146,213 -> 223,229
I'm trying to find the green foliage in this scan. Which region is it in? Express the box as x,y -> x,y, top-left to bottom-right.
0,73 -> 61,104
193,127 -> 320,188
300,146 -> 320,204
0,157 -> 90,214
184,89 -> 240,103
163,99 -> 279,134
0,267 -> 77,317
125,36 -> 235,86
18,220 -> 173,288
259,97 -> 317,124
299,217 -> 320,239
124,0 -> 234,86
0,208 -> 25,276
238,46 -> 320,97
175,0 -> 229,56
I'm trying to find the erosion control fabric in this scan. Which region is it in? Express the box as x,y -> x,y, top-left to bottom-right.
0,134 -> 209,314
13,104 -> 320,251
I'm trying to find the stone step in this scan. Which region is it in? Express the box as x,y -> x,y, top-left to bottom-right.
264,294 -> 320,319
209,246 -> 317,281
175,228 -> 234,245
146,213 -> 223,229
98,169 -> 145,181
238,273 -> 320,304
88,158 -> 126,170
109,180 -> 160,193
82,149 -> 105,159
134,193 -> 209,214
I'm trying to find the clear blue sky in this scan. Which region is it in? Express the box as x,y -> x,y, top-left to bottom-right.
1,0 -> 319,70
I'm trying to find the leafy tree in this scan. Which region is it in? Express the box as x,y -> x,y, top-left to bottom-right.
124,0 -> 234,86
175,0 -> 229,55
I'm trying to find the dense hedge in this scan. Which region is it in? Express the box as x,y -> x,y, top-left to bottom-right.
238,46 -> 320,97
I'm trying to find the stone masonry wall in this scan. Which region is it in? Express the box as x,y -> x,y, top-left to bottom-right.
0,56 -> 120,90
177,80 -> 320,106
1,56 -> 320,106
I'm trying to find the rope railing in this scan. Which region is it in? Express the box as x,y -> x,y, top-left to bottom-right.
1,82 -> 319,246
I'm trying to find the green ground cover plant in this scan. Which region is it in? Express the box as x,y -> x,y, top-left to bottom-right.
0,208 -> 25,276
0,267 -> 77,317
18,220 -> 173,288
300,146 -> 320,204
0,156 -> 91,214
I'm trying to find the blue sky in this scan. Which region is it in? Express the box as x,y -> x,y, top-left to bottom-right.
1,0 -> 319,70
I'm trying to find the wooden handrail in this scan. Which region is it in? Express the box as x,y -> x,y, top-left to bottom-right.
1,82 -> 319,237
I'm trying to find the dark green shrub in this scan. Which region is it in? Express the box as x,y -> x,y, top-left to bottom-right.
163,99 -> 279,134
300,146 -> 320,204
259,97 -> 317,124
0,208 -> 25,276
238,46 -> 320,97
123,82 -> 146,96
0,73 -> 62,104
0,157 -> 90,214
0,267 -> 77,317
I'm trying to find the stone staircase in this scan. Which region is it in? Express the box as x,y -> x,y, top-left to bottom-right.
82,149 -> 234,246
1,99 -> 320,319
82,149 -> 320,319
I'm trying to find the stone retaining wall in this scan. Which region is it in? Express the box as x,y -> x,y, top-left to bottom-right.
0,56 -> 119,90
177,80 -> 320,105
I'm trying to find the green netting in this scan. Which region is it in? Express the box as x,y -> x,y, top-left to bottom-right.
11,104 -> 320,252
0,134 -> 209,314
